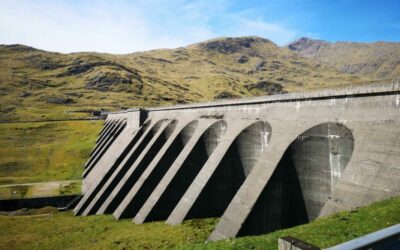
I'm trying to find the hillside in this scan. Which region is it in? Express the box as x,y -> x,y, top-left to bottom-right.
0,36 -> 370,122
287,37 -> 400,79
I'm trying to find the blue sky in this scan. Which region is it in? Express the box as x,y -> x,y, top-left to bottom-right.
0,0 -> 399,53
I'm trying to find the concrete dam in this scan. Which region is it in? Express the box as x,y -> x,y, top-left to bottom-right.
74,83 -> 400,241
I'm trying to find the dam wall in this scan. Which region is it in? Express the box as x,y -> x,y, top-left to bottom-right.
75,83 -> 400,241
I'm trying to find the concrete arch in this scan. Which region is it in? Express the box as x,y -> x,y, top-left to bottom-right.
135,119 -> 227,223
113,120 -> 199,219
238,122 -> 354,236
74,120 -> 151,215
167,120 -> 271,224
97,119 -> 177,215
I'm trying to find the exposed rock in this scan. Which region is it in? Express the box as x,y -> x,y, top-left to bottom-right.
58,62 -> 98,76
20,92 -> 32,98
198,37 -> 273,54
287,37 -> 329,54
287,37 -> 400,78
21,79 -> 63,89
85,72 -> 133,91
214,91 -> 240,100
254,60 -> 267,71
58,60 -> 140,77
47,96 -> 75,105
245,81 -> 287,95
24,54 -> 64,70
64,92 -> 83,98
237,56 -> 249,64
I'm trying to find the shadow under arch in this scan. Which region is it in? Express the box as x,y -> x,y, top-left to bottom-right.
145,120 -> 227,222
238,122 -> 354,237
185,120 -> 272,220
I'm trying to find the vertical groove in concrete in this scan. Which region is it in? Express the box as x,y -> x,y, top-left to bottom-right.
80,119 -> 161,216
166,120 -> 271,225
74,125 -> 147,215
94,119 -> 171,215
133,119 -> 224,224
113,120 -> 198,219
82,121 -> 127,178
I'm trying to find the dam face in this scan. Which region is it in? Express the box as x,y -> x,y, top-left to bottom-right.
74,83 -> 400,241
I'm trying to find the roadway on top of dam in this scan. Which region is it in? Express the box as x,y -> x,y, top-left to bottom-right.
107,83 -> 400,114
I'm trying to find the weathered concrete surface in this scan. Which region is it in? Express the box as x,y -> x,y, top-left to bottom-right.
77,120 -> 154,215
133,119 -> 222,223
75,127 -> 140,215
112,119 -> 198,219
77,83 -> 400,241
96,120 -> 173,215
82,120 -> 127,178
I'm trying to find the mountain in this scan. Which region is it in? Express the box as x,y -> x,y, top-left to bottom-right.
0,36 -> 395,121
287,37 -> 400,80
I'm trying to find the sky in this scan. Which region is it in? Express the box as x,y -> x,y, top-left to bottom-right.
0,0 -> 399,54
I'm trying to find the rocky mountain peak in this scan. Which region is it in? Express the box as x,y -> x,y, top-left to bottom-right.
195,36 -> 275,54
286,37 -> 329,53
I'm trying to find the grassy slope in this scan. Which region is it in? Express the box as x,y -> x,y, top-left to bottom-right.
0,120 -> 103,185
0,37 -> 370,122
0,196 -> 398,249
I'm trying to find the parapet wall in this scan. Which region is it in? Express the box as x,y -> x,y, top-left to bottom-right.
76,83 -> 400,241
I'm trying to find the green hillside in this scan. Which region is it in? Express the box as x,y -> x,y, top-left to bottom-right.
1,36 -> 373,122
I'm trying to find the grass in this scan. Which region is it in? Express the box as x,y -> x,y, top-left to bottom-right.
0,120 -> 103,185
0,196 -> 399,249
193,196 -> 400,250
0,208 -> 218,250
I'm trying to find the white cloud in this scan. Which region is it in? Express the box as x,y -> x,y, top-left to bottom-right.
0,0 -> 298,53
